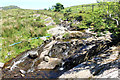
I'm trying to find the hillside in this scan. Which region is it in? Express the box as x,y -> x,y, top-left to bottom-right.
0,1 -> 120,79
0,5 -> 21,10
0,9 -> 55,62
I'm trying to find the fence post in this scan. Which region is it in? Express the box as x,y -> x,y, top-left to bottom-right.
92,5 -> 94,12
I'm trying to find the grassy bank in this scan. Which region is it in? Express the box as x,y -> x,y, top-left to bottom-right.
61,2 -> 120,35
0,9 -> 53,62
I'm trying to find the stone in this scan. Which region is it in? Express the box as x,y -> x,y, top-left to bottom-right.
43,56 -> 50,62
20,70 -> 26,74
0,62 -> 4,68
59,69 -> 92,78
94,68 -> 118,78
28,50 -> 38,59
40,41 -> 57,58
37,58 -> 61,69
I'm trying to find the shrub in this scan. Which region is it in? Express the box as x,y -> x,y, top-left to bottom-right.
54,3 -> 64,12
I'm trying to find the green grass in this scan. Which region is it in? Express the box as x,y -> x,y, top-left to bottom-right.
0,9 -> 55,63
61,2 -> 119,34
37,10 -> 64,24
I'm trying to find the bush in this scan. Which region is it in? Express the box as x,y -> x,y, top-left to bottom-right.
54,3 -> 64,12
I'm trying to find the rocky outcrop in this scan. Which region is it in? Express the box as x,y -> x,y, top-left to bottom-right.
59,46 -> 119,78
2,29 -> 119,79
1,16 -> 119,79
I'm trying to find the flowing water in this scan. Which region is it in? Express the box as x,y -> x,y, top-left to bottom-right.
2,29 -> 97,78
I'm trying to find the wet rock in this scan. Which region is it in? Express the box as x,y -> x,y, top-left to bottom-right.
94,68 -> 118,78
19,69 -> 26,74
52,36 -> 56,40
40,41 -> 57,58
48,42 -> 71,59
57,37 -> 60,40
2,24 -> 119,79
37,58 -> 61,69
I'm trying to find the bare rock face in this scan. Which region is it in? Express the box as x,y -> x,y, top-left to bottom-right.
59,45 -> 119,79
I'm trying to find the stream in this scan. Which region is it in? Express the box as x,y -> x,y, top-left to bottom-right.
1,20 -> 119,79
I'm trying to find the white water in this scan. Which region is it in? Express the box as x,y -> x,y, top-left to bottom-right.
10,52 -> 29,71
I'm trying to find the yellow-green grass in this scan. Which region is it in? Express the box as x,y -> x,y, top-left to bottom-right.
0,9 -> 54,63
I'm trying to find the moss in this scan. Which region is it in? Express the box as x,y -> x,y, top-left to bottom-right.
1,9 -> 55,63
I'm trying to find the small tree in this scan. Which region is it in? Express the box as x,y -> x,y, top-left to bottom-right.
54,3 -> 64,12
44,8 -> 47,10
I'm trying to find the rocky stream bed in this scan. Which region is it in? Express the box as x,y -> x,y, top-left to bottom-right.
0,17 -> 120,79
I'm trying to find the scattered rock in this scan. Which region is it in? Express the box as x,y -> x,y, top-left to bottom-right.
20,70 -> 26,74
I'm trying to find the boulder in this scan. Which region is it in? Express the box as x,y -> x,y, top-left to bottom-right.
0,62 -> 4,68
59,69 -> 92,78
28,50 -> 38,59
